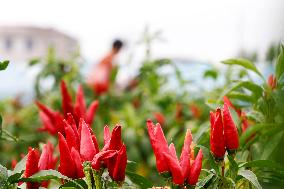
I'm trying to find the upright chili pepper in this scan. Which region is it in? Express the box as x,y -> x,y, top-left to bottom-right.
24,143 -> 57,189
112,144 -> 127,182
187,149 -> 203,186
60,80 -> 74,117
36,80 -> 99,135
268,74 -> 277,90
210,108 -> 225,160
146,120 -> 170,173
147,120 -> 203,186
223,103 -> 239,152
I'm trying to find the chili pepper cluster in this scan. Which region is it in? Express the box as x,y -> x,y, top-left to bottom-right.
147,120 -> 203,187
20,80 -> 127,189
36,81 -> 99,135
210,101 -> 240,160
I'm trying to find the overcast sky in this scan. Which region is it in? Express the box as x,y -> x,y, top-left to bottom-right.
1,0 -> 284,64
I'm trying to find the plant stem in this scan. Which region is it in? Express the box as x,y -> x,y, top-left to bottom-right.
221,160 -> 225,177
83,162 -> 95,189
92,169 -> 103,189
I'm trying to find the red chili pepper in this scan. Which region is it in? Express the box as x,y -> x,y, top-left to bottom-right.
36,80 -> 99,135
147,120 -> 170,173
112,144 -> 127,182
223,103 -> 239,151
190,103 -> 201,119
187,149 -> 203,186
268,74 -> 277,90
241,112 -> 249,132
175,103 -> 183,122
91,150 -> 117,170
85,100 -> 99,125
154,112 -> 166,126
210,108 -> 225,160
60,80 -> 74,117
58,133 -> 77,179
58,132 -> 86,179
24,143 -> 57,189
90,125 -> 127,182
223,96 -> 242,117
163,144 -> 184,185
74,85 -> 86,123
180,129 -> 193,179
79,119 -> 98,161
223,96 -> 251,134
147,120 -> 203,186
25,148 -> 40,189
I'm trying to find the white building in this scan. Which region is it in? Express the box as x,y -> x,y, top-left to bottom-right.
0,26 -> 79,62
0,26 -> 79,101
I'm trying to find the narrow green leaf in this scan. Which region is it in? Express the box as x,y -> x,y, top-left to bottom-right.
12,155 -> 27,174
59,179 -> 88,189
238,170 -> 262,189
240,160 -> 284,170
196,145 -> 219,173
240,124 -> 273,147
20,170 -> 85,189
261,131 -> 284,160
7,172 -> 23,184
20,170 -> 69,182
222,58 -> 263,78
226,177 -> 236,188
0,115 -> 2,137
276,45 -> 284,80
126,171 -> 153,189
196,173 -> 215,188
29,58 -> 40,66
227,92 -> 255,103
0,60 -> 9,71
219,81 -> 263,102
227,155 -> 238,179
232,81 -> 263,98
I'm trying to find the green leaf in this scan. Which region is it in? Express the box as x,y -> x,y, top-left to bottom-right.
239,160 -> 284,170
231,81 -> 263,98
238,170 -> 262,189
222,58 -> 263,78
7,172 -> 23,184
196,173 -> 215,188
0,164 -> 8,187
240,124 -> 273,147
19,170 -> 85,189
276,45 -> 284,80
11,155 -> 27,174
29,58 -> 40,66
226,177 -> 236,188
261,131 -> 284,160
219,81 -> 263,102
203,69 -> 218,80
59,179 -> 88,189
227,92 -> 255,103
20,170 -> 68,182
0,60 -> 9,71
0,115 -> 2,137
196,145 -> 219,173
227,155 -> 238,179
126,171 -> 153,189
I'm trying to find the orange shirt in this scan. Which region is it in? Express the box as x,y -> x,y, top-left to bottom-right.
87,52 -> 115,95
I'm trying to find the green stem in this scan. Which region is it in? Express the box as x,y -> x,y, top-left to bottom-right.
222,160 -> 225,177
92,169 -> 103,189
83,163 -> 94,189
